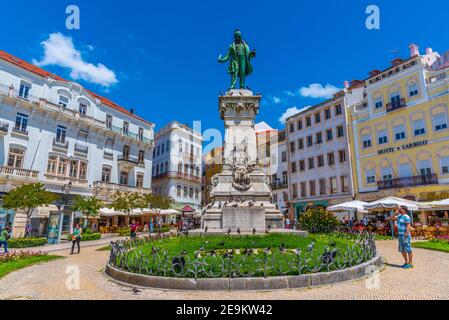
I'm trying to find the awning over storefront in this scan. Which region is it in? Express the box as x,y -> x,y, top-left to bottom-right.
328,200 -> 369,214
181,205 -> 195,213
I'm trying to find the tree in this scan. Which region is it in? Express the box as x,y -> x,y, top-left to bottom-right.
109,191 -> 141,217
140,194 -> 174,232
2,183 -> 57,235
298,208 -> 341,234
72,195 -> 103,228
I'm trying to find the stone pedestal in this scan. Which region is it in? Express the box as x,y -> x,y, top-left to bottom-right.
201,89 -> 283,233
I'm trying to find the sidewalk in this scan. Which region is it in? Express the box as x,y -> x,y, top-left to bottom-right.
15,234 -> 126,253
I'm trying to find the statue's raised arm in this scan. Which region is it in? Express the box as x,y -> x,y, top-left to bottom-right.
217,29 -> 255,90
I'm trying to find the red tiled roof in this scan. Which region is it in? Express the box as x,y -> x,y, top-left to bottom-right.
0,50 -> 153,125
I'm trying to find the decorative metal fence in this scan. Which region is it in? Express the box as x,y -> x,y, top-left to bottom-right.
108,229 -> 377,279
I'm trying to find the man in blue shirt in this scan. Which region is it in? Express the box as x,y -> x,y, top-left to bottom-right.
388,206 -> 413,269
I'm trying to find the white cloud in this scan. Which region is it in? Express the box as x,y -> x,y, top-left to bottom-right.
299,83 -> 340,99
33,33 -> 118,87
273,96 -> 282,104
279,106 -> 311,124
283,90 -> 297,97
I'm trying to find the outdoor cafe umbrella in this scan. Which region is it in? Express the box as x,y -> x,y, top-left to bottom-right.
327,200 -> 369,219
427,198 -> 449,210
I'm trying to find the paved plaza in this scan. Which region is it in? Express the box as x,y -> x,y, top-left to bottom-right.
0,240 -> 448,300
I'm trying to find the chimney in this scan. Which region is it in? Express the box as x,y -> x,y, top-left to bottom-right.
130,108 -> 135,114
344,80 -> 350,89
426,47 -> 433,55
409,43 -> 420,57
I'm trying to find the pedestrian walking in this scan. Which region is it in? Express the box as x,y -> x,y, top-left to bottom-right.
0,226 -> 10,253
70,224 -> 83,255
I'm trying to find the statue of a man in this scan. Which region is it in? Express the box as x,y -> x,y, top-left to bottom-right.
218,29 -> 256,90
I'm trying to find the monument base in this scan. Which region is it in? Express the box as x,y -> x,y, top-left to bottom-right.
188,228 -> 308,237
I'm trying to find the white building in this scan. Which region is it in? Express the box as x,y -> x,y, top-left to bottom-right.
152,121 -> 202,211
0,50 -> 154,237
285,92 -> 355,218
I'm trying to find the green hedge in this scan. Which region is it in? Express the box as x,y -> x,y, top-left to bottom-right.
8,237 -> 47,248
66,233 -> 101,241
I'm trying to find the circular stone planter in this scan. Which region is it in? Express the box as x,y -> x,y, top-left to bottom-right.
105,255 -> 383,291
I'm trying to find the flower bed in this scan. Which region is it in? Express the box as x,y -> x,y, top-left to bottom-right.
109,230 -> 377,279
0,250 -> 61,278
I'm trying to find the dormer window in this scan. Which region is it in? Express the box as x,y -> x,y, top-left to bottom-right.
59,95 -> 69,108
79,103 -> 87,115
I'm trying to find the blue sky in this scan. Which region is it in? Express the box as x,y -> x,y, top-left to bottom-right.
2,0 -> 449,139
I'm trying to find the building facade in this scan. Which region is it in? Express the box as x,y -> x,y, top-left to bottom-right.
0,50 -> 154,237
348,44 -> 449,206
152,121 -> 202,211
202,146 -> 223,207
286,93 -> 355,218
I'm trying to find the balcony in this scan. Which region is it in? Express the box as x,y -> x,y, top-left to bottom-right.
270,181 -> 288,190
93,181 -> 152,195
53,137 -> 68,151
386,98 -> 406,113
12,126 -> 28,137
377,174 -> 438,190
118,155 -> 144,167
153,171 -> 201,183
74,143 -> 89,154
0,122 -> 9,135
0,166 -> 39,180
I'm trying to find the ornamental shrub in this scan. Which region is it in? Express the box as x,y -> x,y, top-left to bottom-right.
8,237 -> 47,248
298,208 -> 340,234
66,233 -> 101,241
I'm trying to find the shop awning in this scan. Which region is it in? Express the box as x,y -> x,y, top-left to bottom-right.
181,205 -> 195,213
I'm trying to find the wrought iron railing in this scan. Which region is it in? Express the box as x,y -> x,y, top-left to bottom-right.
108,229 -> 376,280
386,98 -> 406,113
377,174 -> 438,190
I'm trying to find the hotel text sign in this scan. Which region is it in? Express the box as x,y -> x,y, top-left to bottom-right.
378,140 -> 428,155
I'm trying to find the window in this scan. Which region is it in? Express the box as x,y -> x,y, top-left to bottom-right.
316,132 -> 323,144
57,158 -> 68,176
189,188 -> 194,198
296,159 -> 304,171
394,124 -> 406,141
377,129 -> 388,145
329,177 -> 337,194
433,113 -> 448,131
47,156 -> 57,174
306,116 -> 312,127
69,160 -> 78,178
297,120 -> 303,130
338,150 -> 346,163
281,151 -> 287,162
177,185 -> 181,197
409,84 -> 419,97
7,147 -> 24,168
374,97 -> 383,109
327,152 -> 335,166
282,171 -> 288,184
15,113 -> 28,132
56,125 -> 67,143
138,127 -> 144,141
178,139 -> 183,153
156,145 -> 160,156
309,181 -> 316,196
362,134 -> 372,149
335,104 -> 342,116
308,157 -> 314,170
337,125 -> 344,138
306,136 -> 313,147
341,176 -> 349,192
138,150 -> 145,164
413,119 -> 426,136
59,95 -> 69,108
366,169 -> 376,184
324,109 -> 331,120
441,156 -> 449,174
418,159 -> 432,176
122,145 -> 130,159
104,139 -> 114,157
298,138 -> 304,150
79,162 -> 87,180
290,141 -> 296,153
291,162 -> 297,173
195,189 -> 199,200
326,129 -> 333,141
120,171 -> 129,185
79,103 -> 87,115
300,182 -> 307,197
319,179 -> 326,195
390,92 -> 402,109
289,123 -> 295,133
19,82 -> 30,99
183,186 -> 188,198
315,112 -> 321,124
292,183 -> 298,199
102,166 -> 111,182
317,155 -> 324,167
136,173 -> 144,188
177,162 -> 183,173
106,115 -> 113,129
381,167 -> 393,181
123,122 -> 129,135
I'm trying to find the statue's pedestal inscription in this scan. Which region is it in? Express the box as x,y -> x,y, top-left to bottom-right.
201,89 -> 283,233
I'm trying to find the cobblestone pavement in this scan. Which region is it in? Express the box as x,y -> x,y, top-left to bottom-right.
1,240 -> 448,300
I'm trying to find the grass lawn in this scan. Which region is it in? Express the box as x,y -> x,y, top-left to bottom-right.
0,255 -> 62,279
96,245 -> 111,251
412,241 -> 449,253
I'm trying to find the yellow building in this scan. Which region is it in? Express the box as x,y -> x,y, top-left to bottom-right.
348,44 -> 449,206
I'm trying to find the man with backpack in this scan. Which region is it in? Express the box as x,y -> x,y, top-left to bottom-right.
0,225 -> 11,253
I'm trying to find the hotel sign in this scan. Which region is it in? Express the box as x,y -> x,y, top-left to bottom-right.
378,140 -> 428,155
